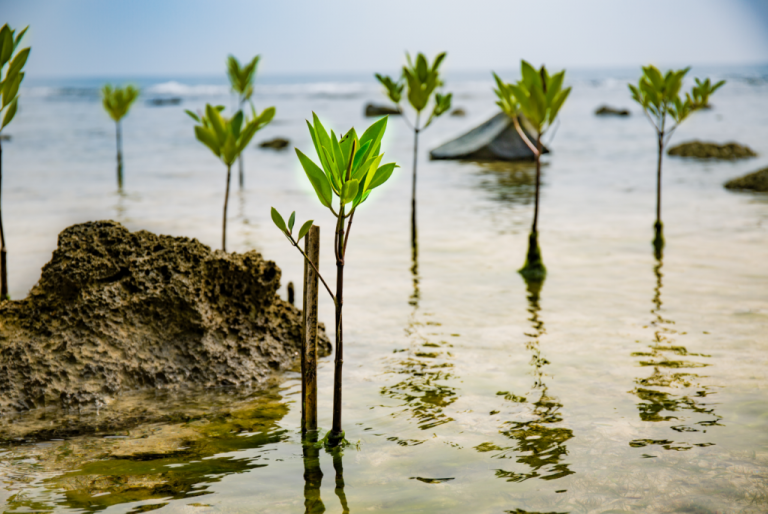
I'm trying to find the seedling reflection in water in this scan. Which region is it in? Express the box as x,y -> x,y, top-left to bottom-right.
493,61 -> 571,280
272,114 -> 397,446
376,52 -> 451,249
101,84 -> 139,190
628,66 -> 723,252
187,103 -> 274,251
0,23 -> 30,300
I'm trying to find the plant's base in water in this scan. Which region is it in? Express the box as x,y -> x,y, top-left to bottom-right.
317,429 -> 351,449
653,221 -> 665,258
519,231 -> 546,281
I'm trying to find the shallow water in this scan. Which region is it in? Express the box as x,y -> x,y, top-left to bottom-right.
1,66 -> 768,512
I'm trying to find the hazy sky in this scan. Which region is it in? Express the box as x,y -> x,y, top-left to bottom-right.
3,0 -> 768,78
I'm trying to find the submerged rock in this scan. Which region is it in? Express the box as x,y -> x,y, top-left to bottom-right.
0,221 -> 330,415
595,105 -> 630,116
364,103 -> 400,117
259,137 -> 290,150
668,140 -> 757,160
450,108 -> 467,117
724,167 -> 768,192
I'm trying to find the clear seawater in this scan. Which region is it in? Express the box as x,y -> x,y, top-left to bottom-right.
0,65 -> 767,512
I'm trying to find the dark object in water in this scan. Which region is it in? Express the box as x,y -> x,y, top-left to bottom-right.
668,140 -> 757,160
147,97 -> 182,106
259,137 -> 290,150
450,108 -> 466,117
724,167 -> 768,192
0,134 -> 10,141
410,477 -> 455,484
364,103 -> 400,117
287,281 -> 295,305
595,105 -> 630,116
430,112 -> 548,161
0,221 -> 331,415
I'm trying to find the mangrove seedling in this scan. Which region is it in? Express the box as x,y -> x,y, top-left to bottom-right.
227,54 -> 269,188
0,23 -> 30,300
187,103 -> 275,251
375,52 -> 451,247
691,77 -> 726,109
102,84 -> 140,190
493,61 -> 571,280
271,114 -> 397,445
628,66 -> 721,251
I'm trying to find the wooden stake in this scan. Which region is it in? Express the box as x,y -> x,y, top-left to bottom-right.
302,225 -> 320,432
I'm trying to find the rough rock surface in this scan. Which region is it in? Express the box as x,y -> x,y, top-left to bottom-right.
724,167 -> 768,192
668,140 -> 757,159
364,103 -> 400,117
0,221 -> 330,415
259,137 -> 290,150
595,105 -> 630,116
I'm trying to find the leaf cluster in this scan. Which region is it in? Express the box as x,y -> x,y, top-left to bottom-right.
691,77 -> 725,109
492,60 -> 571,136
629,65 -> 705,135
0,24 -> 30,131
293,113 -> 397,216
102,84 -> 140,123
227,54 -> 259,102
186,103 -> 275,167
375,52 -> 452,128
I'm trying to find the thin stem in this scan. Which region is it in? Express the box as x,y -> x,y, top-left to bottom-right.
342,209 -> 356,259
290,238 -> 336,306
238,95 -> 245,189
223,164 -> 232,251
116,120 -> 123,190
533,134 -> 542,234
331,202 -> 345,439
397,104 -> 416,131
411,112 -> 421,253
512,115 -> 540,156
656,133 -> 663,227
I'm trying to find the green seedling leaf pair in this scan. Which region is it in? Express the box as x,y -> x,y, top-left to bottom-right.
375,52 -> 452,128
187,103 -> 275,167
287,113 -> 397,215
493,60 -> 571,137
691,77 -> 726,109
227,54 -> 259,103
102,85 -> 140,123
270,208 -> 314,246
0,24 -> 31,131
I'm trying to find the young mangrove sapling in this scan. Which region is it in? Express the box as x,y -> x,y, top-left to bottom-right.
187,103 -> 275,251
691,77 -> 726,110
628,66 -> 722,252
0,24 -> 30,300
375,53 -> 451,247
226,55 -> 264,188
493,61 -> 571,280
271,114 -> 397,445
102,84 -> 140,190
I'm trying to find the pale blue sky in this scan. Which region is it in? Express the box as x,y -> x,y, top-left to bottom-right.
3,0 -> 768,78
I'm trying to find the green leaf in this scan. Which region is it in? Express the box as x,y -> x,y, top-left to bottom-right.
185,109 -> 200,122
2,72 -> 22,108
368,163 -> 396,190
297,220 -> 314,242
288,211 -> 296,232
296,148 -> 333,208
7,47 -> 29,79
271,207 -> 288,233
231,110 -> 244,139
351,139 -> 371,172
341,178 -> 359,205
13,26 -> 28,50
0,28 -> 12,67
521,60 -> 537,88
206,104 -> 226,143
194,125 -> 220,157
1,97 -> 17,128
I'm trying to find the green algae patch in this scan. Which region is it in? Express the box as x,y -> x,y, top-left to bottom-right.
725,167 -> 768,192
668,140 -> 757,160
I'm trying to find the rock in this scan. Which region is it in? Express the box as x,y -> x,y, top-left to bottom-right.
364,103 -> 401,117
668,140 -> 757,160
147,97 -> 182,106
259,137 -> 290,150
0,220 -> 330,415
0,134 -> 10,141
450,108 -> 466,117
724,167 -> 768,192
595,105 -> 630,116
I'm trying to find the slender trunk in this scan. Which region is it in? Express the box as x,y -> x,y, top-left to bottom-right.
0,139 -> 7,300
302,430 -> 325,513
411,113 -> 421,252
222,165 -> 232,251
331,217 -> 344,440
532,134 -> 542,233
116,121 -> 123,190
302,226 -> 320,432
238,96 -> 245,189
656,134 -> 663,226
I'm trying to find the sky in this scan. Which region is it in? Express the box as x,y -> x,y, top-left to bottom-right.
3,0 -> 768,79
